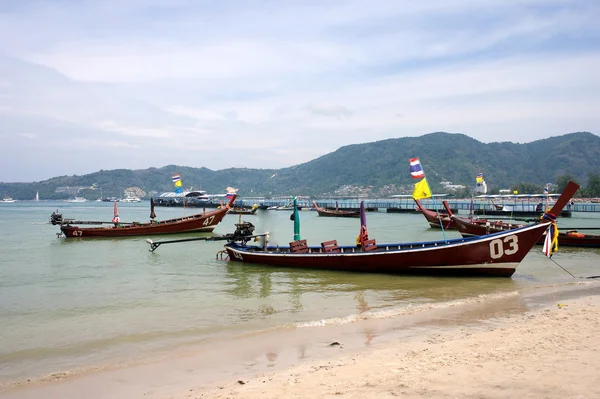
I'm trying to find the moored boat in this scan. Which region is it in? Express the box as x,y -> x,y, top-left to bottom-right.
52,195 -> 236,238
121,196 -> 142,203
312,201 -> 360,217
221,182 -> 580,277
449,203 -> 600,248
1,197 -> 16,203
228,204 -> 259,215
414,199 -> 455,229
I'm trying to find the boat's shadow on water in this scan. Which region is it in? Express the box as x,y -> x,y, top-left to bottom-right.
221,261 -> 521,302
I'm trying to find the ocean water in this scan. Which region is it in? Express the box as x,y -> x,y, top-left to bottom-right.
0,201 -> 599,388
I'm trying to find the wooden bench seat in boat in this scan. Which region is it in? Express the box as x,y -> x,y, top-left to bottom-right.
289,239 -> 309,253
321,240 -> 340,253
361,238 -> 377,252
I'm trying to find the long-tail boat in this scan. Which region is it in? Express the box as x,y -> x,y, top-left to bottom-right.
413,199 -> 456,229
228,204 -> 259,215
51,195 -> 236,238
220,182 -> 580,277
312,201 -> 360,217
446,200 -> 600,248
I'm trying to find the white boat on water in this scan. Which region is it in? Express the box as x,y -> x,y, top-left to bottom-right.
121,196 -> 142,203
67,197 -> 87,203
1,197 -> 16,203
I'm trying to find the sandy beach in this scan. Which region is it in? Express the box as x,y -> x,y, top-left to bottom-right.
3,285 -> 599,399
188,293 -> 600,399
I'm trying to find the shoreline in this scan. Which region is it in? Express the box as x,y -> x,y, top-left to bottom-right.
1,281 -> 598,399
200,294 -> 600,399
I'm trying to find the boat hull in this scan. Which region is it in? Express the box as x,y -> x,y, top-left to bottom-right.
473,209 -> 572,218
414,199 -> 456,229
60,207 -> 229,238
313,201 -> 360,217
315,209 -> 360,217
555,232 -> 600,247
453,217 -> 600,248
224,223 -> 550,277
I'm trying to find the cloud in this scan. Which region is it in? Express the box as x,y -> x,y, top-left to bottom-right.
305,102 -> 352,119
0,0 -> 599,181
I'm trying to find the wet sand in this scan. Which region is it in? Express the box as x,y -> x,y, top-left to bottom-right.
193,290 -> 600,399
2,282 -> 599,399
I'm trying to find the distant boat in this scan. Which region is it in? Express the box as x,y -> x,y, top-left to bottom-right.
313,201 -> 360,217
67,197 -> 87,203
1,197 -> 16,203
34,192 -> 39,201
121,196 -> 142,203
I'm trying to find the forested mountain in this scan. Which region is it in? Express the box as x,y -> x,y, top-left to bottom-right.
2,132 -> 599,199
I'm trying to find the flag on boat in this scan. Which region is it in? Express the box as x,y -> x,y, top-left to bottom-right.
476,172 -> 484,184
475,172 -> 487,194
293,196 -> 301,241
225,186 -> 237,200
543,183 -> 550,195
412,178 -> 432,200
172,174 -> 183,194
112,201 -> 120,223
409,157 -> 425,179
542,213 -> 559,258
150,197 -> 156,219
358,200 -> 368,244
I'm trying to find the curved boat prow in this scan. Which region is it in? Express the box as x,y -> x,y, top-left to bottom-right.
546,181 -> 580,216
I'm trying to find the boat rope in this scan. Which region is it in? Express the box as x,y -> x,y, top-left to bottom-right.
545,251 -> 600,279
546,255 -> 576,279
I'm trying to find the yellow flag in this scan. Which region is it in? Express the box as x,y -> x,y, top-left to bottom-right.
413,178 -> 432,200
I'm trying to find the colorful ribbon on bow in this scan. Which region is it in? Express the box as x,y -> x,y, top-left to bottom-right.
541,212 -> 559,258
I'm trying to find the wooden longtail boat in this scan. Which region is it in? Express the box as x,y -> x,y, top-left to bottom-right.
312,201 -> 360,218
52,195 -> 236,238
228,204 -> 259,215
222,182 -> 580,277
414,199 -> 456,229
446,201 -> 600,248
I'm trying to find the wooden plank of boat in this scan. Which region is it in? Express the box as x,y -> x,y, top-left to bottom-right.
221,182 -> 580,277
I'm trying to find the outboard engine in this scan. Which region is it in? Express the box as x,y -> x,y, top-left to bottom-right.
232,222 -> 255,240
50,211 -> 63,225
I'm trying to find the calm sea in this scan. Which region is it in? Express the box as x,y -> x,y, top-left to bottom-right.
1,201 -> 599,387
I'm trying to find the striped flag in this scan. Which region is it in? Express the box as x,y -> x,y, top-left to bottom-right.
409,157 -> 425,179
543,183 -> 550,194
172,174 -> 183,194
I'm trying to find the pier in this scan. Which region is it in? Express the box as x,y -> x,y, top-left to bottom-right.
240,198 -> 600,214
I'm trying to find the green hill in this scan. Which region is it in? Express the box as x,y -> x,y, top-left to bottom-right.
2,132 -> 599,199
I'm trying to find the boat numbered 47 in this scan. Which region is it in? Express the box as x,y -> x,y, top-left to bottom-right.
51,195 -> 236,238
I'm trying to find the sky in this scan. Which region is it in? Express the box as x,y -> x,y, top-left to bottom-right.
1,0 -> 599,182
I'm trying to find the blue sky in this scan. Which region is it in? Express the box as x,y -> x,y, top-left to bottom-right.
1,0 -> 599,182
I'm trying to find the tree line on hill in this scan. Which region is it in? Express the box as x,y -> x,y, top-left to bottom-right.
2,132 -> 599,200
